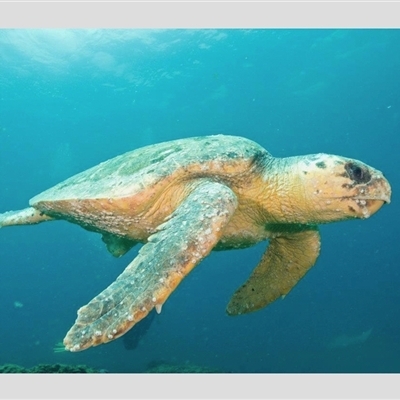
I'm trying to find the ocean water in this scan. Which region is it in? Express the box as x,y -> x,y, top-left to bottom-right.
0,29 -> 399,373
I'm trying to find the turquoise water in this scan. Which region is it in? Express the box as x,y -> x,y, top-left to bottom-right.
0,29 -> 399,373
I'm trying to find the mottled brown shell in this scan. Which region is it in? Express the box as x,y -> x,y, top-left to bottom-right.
31,135 -> 270,204
29,135 -> 271,243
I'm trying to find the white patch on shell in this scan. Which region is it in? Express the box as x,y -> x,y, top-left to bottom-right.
155,304 -> 163,314
70,344 -> 81,352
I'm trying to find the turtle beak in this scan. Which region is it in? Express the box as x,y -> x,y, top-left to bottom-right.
352,171 -> 391,217
357,172 -> 391,203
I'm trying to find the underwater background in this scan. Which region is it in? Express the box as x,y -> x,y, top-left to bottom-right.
0,29 -> 399,373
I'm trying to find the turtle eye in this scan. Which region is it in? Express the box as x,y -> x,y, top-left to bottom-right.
345,162 -> 371,184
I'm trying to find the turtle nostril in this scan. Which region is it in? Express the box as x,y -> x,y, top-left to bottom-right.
345,162 -> 371,184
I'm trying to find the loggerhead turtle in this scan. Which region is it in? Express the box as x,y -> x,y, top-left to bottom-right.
0,135 -> 391,352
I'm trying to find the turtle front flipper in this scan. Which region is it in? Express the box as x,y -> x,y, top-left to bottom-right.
226,227 -> 320,315
63,180 -> 238,352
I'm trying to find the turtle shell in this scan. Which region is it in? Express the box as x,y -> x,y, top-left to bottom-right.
30,135 -> 270,241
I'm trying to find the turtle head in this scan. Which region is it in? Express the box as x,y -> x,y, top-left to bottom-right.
297,154 -> 391,223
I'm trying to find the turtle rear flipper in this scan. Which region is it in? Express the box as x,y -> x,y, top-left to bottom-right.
63,180 -> 238,352
226,227 -> 320,315
101,233 -> 137,258
0,207 -> 53,228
